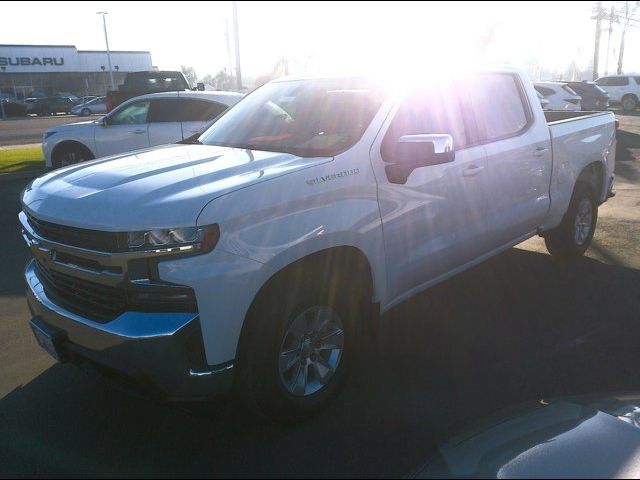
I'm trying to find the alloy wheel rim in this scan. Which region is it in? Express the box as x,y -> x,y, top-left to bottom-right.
60,151 -> 80,167
574,198 -> 593,246
278,305 -> 344,397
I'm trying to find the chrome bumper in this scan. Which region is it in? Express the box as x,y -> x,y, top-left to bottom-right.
25,259 -> 234,400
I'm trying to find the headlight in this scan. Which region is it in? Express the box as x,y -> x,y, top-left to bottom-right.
126,224 -> 219,253
43,131 -> 56,140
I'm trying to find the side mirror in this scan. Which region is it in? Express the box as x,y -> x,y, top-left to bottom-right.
196,82 -> 205,91
99,116 -> 109,127
386,134 -> 455,184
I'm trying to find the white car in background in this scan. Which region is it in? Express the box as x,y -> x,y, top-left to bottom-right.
42,91 -> 243,169
70,96 -> 107,116
534,82 -> 582,111
595,74 -> 640,111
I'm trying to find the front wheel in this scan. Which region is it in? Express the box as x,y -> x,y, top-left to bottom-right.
81,108 -> 91,116
235,271 -> 362,423
544,184 -> 598,260
52,144 -> 94,169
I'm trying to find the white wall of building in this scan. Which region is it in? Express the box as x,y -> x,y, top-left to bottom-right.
77,51 -> 152,72
0,45 -> 152,73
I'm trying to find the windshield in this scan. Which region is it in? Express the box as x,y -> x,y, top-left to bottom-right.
198,78 -> 386,157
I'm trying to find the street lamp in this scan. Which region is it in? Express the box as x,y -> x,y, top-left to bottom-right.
97,11 -> 115,90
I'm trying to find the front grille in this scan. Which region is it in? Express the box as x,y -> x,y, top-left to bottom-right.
27,212 -> 124,252
36,261 -> 126,321
35,261 -> 198,322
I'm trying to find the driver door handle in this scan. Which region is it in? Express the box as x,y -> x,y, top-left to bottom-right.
132,129 -> 146,134
462,165 -> 485,177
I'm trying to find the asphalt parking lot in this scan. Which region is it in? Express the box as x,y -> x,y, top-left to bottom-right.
0,115 -> 95,146
1,113 -> 640,478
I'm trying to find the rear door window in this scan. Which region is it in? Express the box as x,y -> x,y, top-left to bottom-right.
467,73 -> 530,142
179,99 -> 228,122
148,99 -> 183,123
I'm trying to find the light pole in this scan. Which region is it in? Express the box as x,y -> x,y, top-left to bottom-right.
232,1 -> 242,91
0,66 -> 6,120
97,11 -> 115,90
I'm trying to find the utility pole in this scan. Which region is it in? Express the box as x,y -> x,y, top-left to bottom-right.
605,3 -> 616,75
97,12 -> 115,90
232,1 -> 242,91
224,19 -> 233,83
617,1 -> 640,74
592,1 -> 603,79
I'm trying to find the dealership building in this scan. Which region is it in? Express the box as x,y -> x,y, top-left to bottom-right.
0,44 -> 154,98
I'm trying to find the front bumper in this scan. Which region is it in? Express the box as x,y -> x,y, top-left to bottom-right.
25,259 -> 234,400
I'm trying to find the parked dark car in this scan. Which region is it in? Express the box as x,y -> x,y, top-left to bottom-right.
33,97 -> 75,116
566,81 -> 610,111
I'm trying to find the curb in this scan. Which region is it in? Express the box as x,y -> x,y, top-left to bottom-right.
0,170 -> 45,183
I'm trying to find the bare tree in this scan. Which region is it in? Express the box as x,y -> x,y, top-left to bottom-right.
617,1 -> 640,74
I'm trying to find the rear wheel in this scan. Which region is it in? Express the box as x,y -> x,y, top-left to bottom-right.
544,183 -> 598,260
52,144 -> 94,169
81,108 -> 91,116
622,95 -> 638,111
235,267 -> 364,423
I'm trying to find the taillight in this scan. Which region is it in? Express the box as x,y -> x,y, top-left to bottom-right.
615,118 -> 620,130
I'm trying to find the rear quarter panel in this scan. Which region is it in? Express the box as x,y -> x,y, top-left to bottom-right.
540,112 -> 616,231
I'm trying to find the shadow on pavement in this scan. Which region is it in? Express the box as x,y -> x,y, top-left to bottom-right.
0,179 -> 32,296
2,247 -> 640,477
616,129 -> 640,162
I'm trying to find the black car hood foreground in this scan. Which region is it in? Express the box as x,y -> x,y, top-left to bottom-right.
411,394 -> 640,479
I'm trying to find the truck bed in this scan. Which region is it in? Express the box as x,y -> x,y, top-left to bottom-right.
541,109 -> 616,231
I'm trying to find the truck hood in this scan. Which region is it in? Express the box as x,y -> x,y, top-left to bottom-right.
22,144 -> 332,230
412,393 -> 640,479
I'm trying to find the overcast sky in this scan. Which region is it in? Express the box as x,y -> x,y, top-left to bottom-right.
3,1 -> 640,80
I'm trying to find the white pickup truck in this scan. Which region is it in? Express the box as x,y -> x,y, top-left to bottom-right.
21,68 -> 616,422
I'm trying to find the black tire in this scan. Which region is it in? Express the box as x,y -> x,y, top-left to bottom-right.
544,183 -> 598,260
235,264 -> 365,423
81,108 -> 91,116
52,144 -> 94,169
622,94 -> 638,111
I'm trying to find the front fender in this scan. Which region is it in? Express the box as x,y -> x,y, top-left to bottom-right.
197,159 -> 386,305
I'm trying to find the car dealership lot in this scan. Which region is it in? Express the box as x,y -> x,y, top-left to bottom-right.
1,113 -> 640,477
